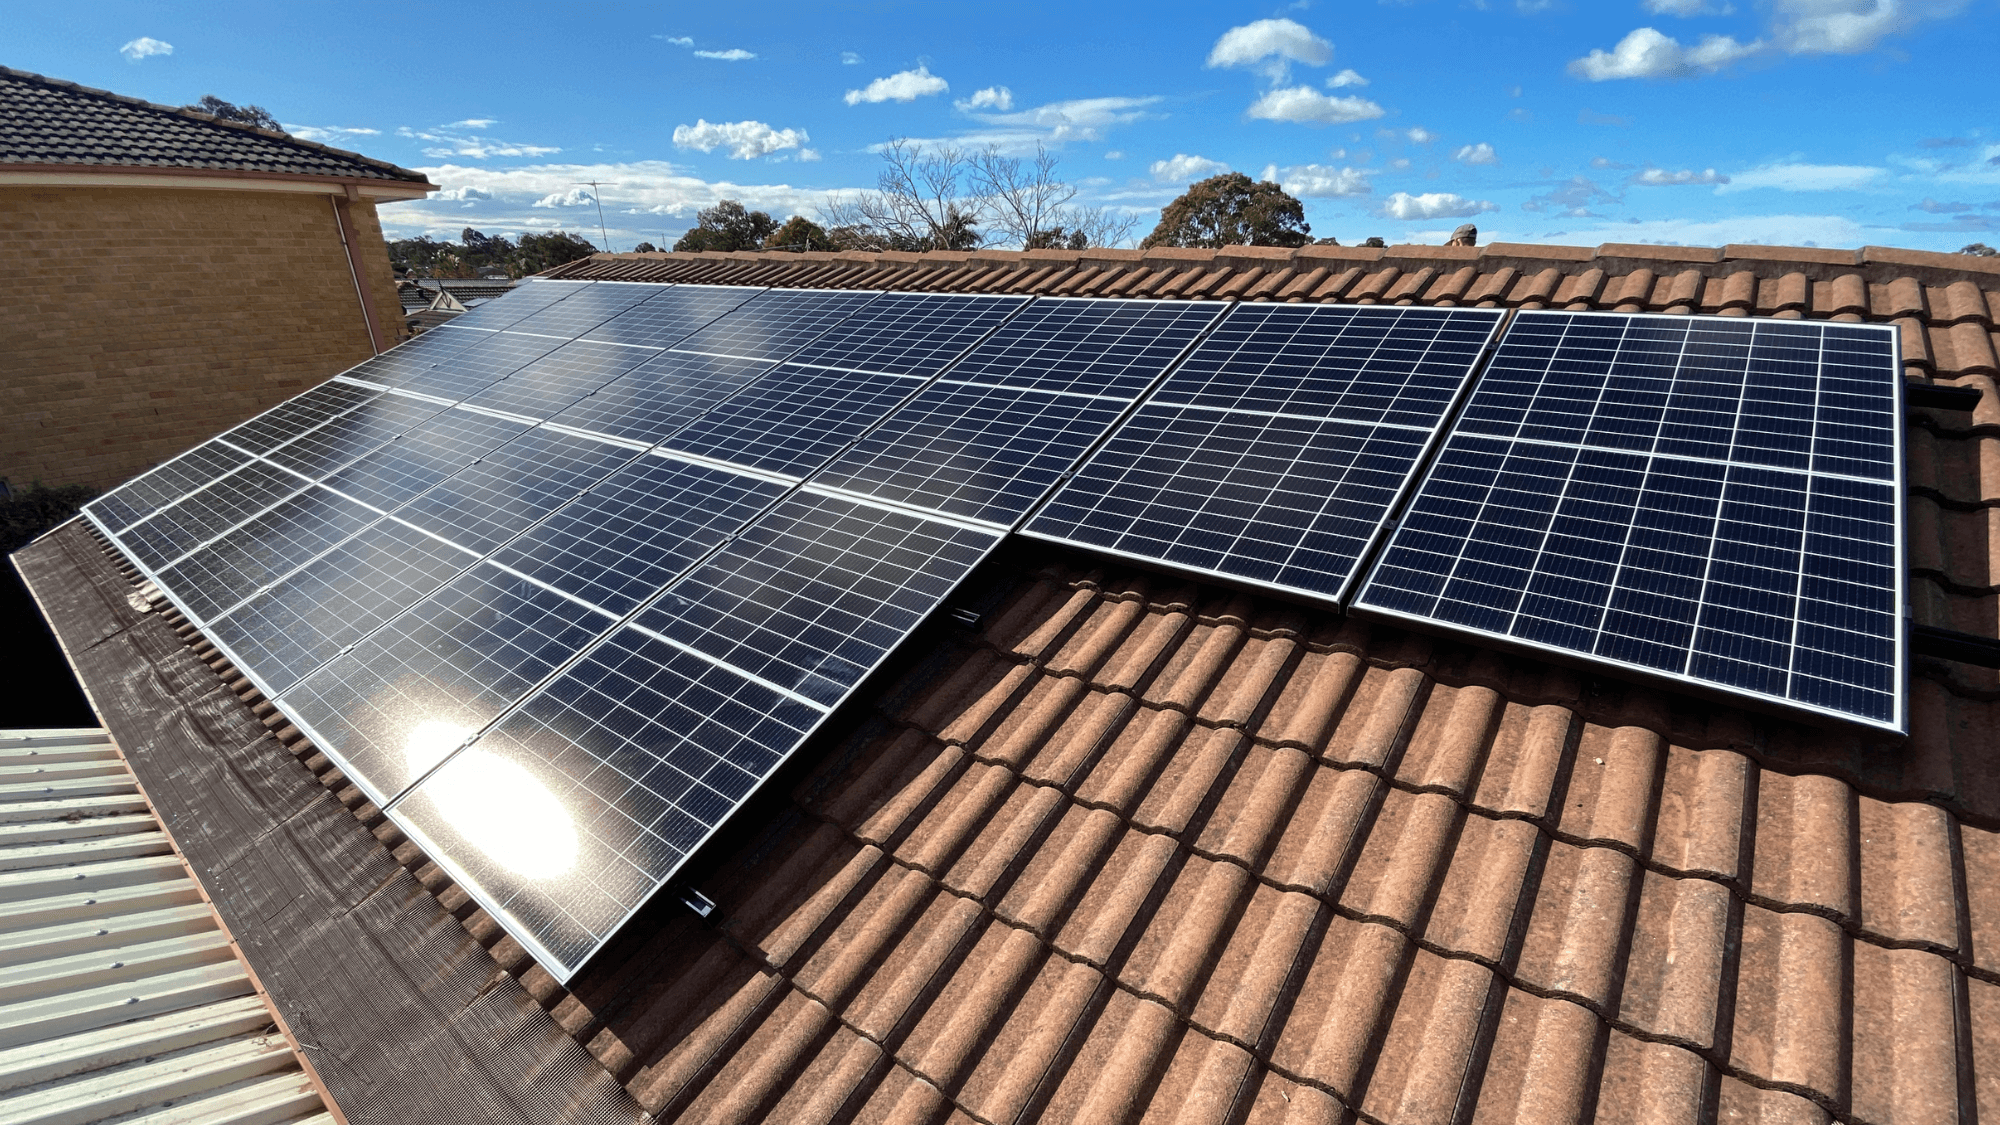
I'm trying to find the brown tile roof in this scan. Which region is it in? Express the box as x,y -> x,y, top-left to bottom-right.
30,240 -> 2000,1123
0,66 -> 431,184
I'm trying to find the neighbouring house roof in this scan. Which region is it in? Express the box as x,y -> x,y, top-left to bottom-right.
17,239 -> 2000,1125
0,66 -> 431,186
0,727 -> 335,1125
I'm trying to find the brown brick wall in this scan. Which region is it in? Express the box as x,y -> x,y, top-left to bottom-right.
0,184 -> 403,491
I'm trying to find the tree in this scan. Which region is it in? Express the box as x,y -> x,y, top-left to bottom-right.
763,216 -> 836,252
674,201 -> 781,252
1962,243 -> 1999,258
516,231 -> 599,274
632,241 -> 659,253
458,228 -> 516,268
185,95 -> 283,133
821,139 -> 983,252
972,143 -> 1136,251
1142,173 -> 1311,250
1361,236 -> 1386,248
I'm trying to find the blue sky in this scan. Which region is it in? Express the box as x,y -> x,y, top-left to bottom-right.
12,1 -> 1999,252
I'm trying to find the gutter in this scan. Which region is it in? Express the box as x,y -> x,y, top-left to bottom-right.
0,163 -> 435,200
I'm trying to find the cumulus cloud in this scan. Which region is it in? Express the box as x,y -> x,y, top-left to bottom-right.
672,118 -> 808,159
397,125 -> 560,159
1150,153 -> 1230,182
1262,163 -> 1372,198
119,36 -> 172,60
1247,87 -> 1385,125
1206,17 -> 1333,82
957,86 -> 1014,112
434,186 -> 492,202
845,65 -> 949,105
1406,127 -> 1440,145
695,48 -> 756,61
1569,27 -> 1763,79
283,124 -> 382,144
1717,162 -> 1885,192
533,187 -> 598,209
1772,0 -> 1966,54
447,118 -> 497,130
1377,192 -> 1498,220
1453,143 -> 1499,165
1327,69 -> 1369,87
1632,166 -> 1730,185
798,148 -> 821,162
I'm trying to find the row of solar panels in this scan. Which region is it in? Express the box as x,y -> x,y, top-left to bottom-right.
78,279 -> 1903,981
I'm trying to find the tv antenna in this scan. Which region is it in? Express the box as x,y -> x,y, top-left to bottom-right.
574,180 -> 612,252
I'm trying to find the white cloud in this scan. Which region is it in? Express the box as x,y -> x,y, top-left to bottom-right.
1569,27 -> 1764,79
1377,191 -> 1498,219
672,119 -> 808,159
1506,212 -> 1869,248
657,36 -> 693,47
119,37 -> 172,60
283,124 -> 381,144
1644,0 -> 1732,13
955,96 -> 1162,146
533,187 -> 597,209
799,148 -> 822,162
1453,142 -> 1499,165
1771,0 -> 1965,54
1104,150 -> 1126,160
694,48 -> 756,61
1406,126 -> 1439,145
1263,162 -> 1372,197
1150,153 -> 1230,182
957,86 -> 1014,112
845,65 -> 948,105
396,125 -> 560,160
1206,17 -> 1333,83
1632,166 -> 1730,185
446,118 -> 497,130
1717,162 -> 1884,191
1327,69 -> 1369,87
434,186 -> 492,201
1247,86 -> 1385,125
840,50 -> 862,65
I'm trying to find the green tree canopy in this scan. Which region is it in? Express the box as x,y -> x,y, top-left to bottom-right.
1962,243 -> 1999,257
185,95 -> 283,133
387,229 -> 596,278
1141,173 -> 1311,250
674,201 -> 781,252
516,231 -> 599,274
762,215 -> 836,252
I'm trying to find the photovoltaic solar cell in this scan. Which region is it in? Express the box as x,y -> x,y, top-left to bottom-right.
114,459 -> 309,572
947,297 -> 1224,397
373,330 -> 571,402
672,288 -> 883,361
219,381 -> 380,456
438,279 -> 585,331
498,282 -> 660,340
580,285 -> 764,349
1353,311 -> 1904,731
86,439 -> 254,533
318,408 -> 533,511
1024,304 -> 1503,600
663,364 -> 925,478
158,486 -> 381,623
460,339 -> 666,422
342,325 -> 497,388
545,351 -> 775,445
392,428 -> 642,555
279,563 -> 621,807
263,392 -> 447,480
786,293 -> 1028,377
489,452 -> 788,617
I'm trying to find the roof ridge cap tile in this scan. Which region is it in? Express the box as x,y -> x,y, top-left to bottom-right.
0,64 -> 431,183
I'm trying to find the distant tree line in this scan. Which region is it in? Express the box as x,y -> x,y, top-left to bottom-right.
388,228 -> 600,278
183,95 -> 284,133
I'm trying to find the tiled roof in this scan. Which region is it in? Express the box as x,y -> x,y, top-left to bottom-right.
0,66 -> 430,183
25,240 -> 2000,1123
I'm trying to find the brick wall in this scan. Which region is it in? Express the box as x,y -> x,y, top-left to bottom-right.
0,184 -> 404,491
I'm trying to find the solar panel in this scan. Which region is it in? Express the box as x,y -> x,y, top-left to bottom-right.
663,365 -> 926,478
461,339 -> 666,422
672,288 -> 884,361
113,460 -> 310,573
580,285 -> 764,349
498,282 -> 660,340
438,278 -> 587,332
263,391 -> 449,480
1024,304 -> 1503,600
319,408 -> 533,511
383,489 -> 1002,976
946,297 -> 1225,396
370,330 -> 571,402
1352,311 -> 1905,732
159,486 -> 381,623
86,439 -> 254,533
544,351 -> 776,445
219,381 -> 380,456
392,428 -> 644,555
786,292 -> 1028,377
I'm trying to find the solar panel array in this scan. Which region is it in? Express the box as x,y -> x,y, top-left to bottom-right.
1351,312 -> 1904,731
75,281 -> 1909,981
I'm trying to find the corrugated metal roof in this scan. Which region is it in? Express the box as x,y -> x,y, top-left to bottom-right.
0,728 -> 336,1125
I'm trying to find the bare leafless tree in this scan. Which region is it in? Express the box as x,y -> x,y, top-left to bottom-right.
822,138 -> 1137,252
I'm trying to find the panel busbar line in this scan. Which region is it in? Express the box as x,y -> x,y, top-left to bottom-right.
1021,304 -> 1505,602
1351,311 -> 1905,733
